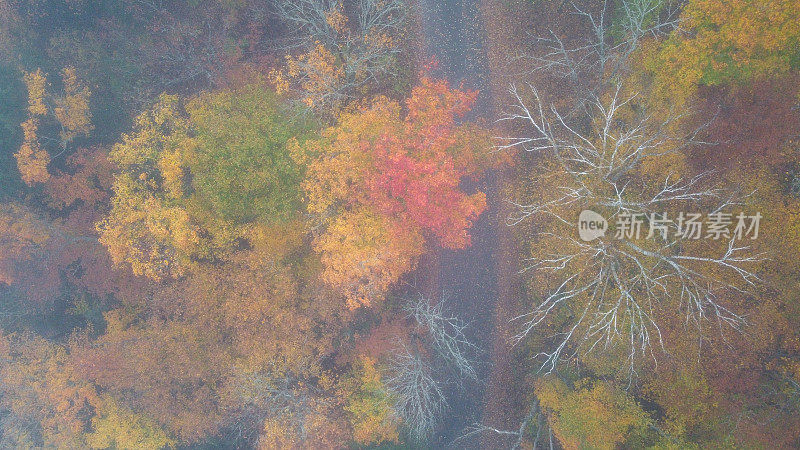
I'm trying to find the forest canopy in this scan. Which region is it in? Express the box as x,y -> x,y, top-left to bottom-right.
1,0 -> 800,448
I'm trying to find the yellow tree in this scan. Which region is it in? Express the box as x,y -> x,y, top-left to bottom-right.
648,0 -> 800,101
85,395 -> 175,449
535,377 -> 651,450
16,69 -> 50,185
96,94 -> 221,279
342,355 -> 400,446
98,79 -> 312,280
15,67 -> 92,185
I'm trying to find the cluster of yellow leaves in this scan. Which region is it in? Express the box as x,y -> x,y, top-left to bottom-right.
316,209 -> 423,309
285,43 -> 346,109
683,0 -> 800,65
99,183 -> 200,279
325,4 -> 348,35
363,28 -> 395,54
85,395 -> 175,449
15,118 -> 50,185
536,377 -> 650,450
17,70 -> 50,184
24,69 -> 48,116
648,0 -> 800,101
269,67 -> 291,96
291,98 -> 400,217
54,67 -> 93,143
15,67 -> 92,185
244,219 -> 306,260
97,94 -> 232,280
271,0 -> 351,111
343,355 -> 400,446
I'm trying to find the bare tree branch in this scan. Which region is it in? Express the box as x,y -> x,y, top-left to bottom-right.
405,294 -> 481,382
500,82 -> 762,377
385,346 -> 448,443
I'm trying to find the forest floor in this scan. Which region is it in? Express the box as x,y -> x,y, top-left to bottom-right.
416,0 -> 500,447
476,0 -> 537,447
413,0 -> 586,446
436,0 -> 587,447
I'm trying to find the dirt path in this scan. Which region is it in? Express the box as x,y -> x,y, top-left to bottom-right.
416,0 -> 500,446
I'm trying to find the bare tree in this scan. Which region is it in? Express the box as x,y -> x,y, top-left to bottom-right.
497,0 -> 765,378
385,346 -> 447,443
271,0 -> 338,49
272,0 -> 407,112
456,399 -> 554,449
143,1 -> 234,84
516,0 -> 680,99
273,0 -> 406,51
500,78 -> 763,376
405,294 -> 480,382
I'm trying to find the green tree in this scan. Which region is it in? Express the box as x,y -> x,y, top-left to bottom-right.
98,80 -> 314,279
186,79 -> 313,225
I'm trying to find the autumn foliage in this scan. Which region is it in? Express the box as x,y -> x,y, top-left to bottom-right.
295,74 -> 491,308
98,78 -> 311,280
4,0 -> 800,448
15,67 -> 92,185
648,0 -> 800,101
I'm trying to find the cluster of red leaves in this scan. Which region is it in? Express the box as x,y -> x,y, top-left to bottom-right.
364,75 -> 488,249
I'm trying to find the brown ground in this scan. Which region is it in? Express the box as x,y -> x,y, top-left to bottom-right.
477,1 -> 593,447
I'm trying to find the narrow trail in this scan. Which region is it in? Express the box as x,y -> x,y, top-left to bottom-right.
416,0 -> 500,446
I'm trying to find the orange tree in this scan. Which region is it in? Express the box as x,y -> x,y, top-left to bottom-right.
293,74 -> 493,308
